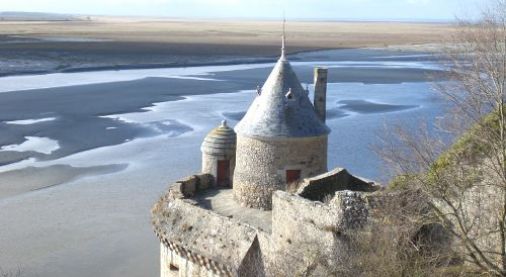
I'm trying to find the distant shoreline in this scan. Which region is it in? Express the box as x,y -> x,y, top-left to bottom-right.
0,45 -> 441,78
0,39 -> 308,77
0,19 -> 449,77
0,56 -> 280,78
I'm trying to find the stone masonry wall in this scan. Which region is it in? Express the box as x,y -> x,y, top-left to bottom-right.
270,190 -> 369,276
161,174 -> 214,200
153,173 -> 267,277
202,153 -> 236,187
153,167 -> 455,277
160,242 -> 223,277
313,67 -> 328,123
296,168 -> 380,202
154,172 -> 385,277
233,135 -> 328,210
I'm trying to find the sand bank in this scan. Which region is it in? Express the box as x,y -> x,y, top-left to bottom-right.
0,19 -> 452,76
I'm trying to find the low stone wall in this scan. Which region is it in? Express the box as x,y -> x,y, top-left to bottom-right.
152,170 -> 381,276
296,167 -> 380,202
153,197 -> 257,276
161,174 -> 214,201
153,171 -> 392,277
152,167 -> 455,277
152,173 -> 267,277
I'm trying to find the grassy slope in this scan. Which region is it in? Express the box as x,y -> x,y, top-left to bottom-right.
389,112 -> 499,190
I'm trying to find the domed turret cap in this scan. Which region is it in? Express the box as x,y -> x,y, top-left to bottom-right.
201,120 -> 236,156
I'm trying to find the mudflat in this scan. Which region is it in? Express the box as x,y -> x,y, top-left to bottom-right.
0,48 -> 448,277
0,18 -> 453,75
0,48 -> 446,200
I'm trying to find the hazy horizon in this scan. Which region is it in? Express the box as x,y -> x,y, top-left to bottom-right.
0,0 -> 481,22
0,12 -> 461,23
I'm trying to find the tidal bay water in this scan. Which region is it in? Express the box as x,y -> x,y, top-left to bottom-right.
0,49 -> 448,277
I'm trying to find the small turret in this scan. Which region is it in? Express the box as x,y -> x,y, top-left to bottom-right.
313,67 -> 328,123
201,120 -> 236,187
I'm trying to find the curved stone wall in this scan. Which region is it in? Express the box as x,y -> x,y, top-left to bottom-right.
233,135 -> 328,210
202,154 -> 235,186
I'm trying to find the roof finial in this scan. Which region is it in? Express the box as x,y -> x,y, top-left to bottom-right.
281,14 -> 286,59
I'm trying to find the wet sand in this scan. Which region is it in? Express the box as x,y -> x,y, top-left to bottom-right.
338,100 -> 418,114
0,164 -> 127,200
0,49 -> 446,198
0,19 -> 452,76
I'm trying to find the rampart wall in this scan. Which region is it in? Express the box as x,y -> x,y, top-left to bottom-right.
153,168 -> 382,277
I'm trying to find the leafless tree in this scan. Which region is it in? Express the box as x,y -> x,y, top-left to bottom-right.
331,190 -> 450,277
376,0 -> 506,275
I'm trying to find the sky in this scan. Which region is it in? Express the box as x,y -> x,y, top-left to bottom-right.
0,0 -> 483,21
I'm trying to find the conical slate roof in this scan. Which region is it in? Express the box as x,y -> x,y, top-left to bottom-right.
201,120 -> 236,156
235,55 -> 330,138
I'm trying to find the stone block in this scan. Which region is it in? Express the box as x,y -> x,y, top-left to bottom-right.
167,182 -> 184,200
179,176 -> 198,197
196,174 -> 214,190
330,190 -> 368,230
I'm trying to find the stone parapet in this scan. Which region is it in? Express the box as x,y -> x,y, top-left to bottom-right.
152,170 -> 393,276
152,189 -> 260,276
161,174 -> 214,201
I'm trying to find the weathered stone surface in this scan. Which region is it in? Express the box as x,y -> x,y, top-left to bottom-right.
201,121 -> 236,187
166,182 -> 184,200
196,174 -> 214,190
178,176 -> 198,197
238,237 -> 265,277
330,190 -> 369,230
161,174 -> 215,203
313,67 -> 328,123
153,199 -> 259,276
233,135 -> 328,210
153,171 -> 445,277
271,191 -> 341,275
193,189 -> 273,233
297,167 -> 380,202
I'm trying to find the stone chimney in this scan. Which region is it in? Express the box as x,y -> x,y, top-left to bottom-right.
313,67 -> 328,122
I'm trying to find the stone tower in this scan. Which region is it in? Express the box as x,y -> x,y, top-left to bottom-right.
314,67 -> 328,122
201,120 -> 236,187
233,36 -> 330,210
